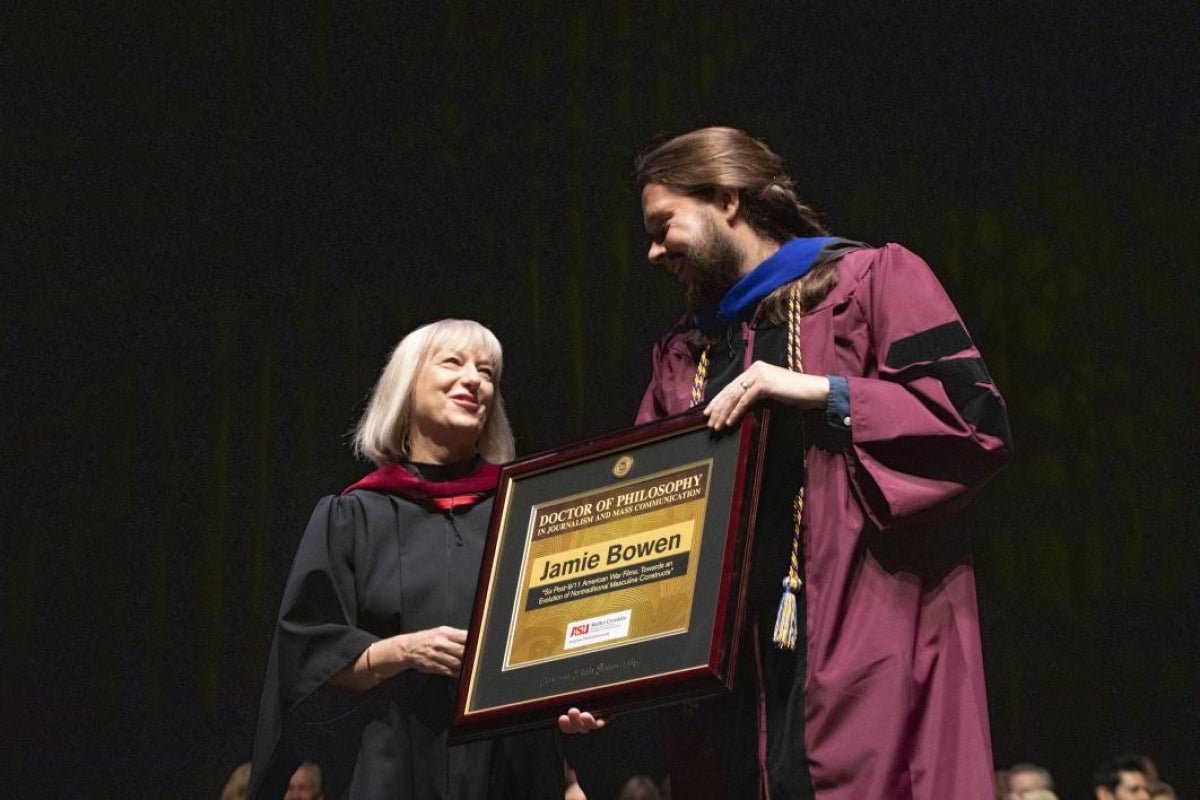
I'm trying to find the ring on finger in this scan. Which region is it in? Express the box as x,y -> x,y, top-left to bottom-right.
739,380 -> 750,391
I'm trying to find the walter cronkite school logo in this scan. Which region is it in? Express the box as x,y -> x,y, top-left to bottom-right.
563,611 -> 631,649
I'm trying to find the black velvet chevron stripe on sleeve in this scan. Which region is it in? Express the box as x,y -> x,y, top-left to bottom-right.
883,323 -> 1012,446
885,321 -> 973,369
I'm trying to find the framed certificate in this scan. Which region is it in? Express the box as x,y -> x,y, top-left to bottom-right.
450,409 -> 769,743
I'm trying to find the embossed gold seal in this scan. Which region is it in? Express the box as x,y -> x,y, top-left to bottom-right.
612,455 -> 633,477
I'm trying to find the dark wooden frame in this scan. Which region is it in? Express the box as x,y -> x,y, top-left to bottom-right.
450,409 -> 769,743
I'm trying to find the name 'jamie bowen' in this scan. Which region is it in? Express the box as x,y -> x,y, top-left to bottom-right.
536,532 -> 684,582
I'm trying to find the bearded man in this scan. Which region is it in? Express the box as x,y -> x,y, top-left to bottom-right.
624,127 -> 1012,799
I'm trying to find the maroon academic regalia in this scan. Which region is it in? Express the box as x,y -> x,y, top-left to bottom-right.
637,244 -> 1012,799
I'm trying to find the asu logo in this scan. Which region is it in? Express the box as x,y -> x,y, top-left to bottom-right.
563,610 -> 632,650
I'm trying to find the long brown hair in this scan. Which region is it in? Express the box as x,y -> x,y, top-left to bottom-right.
635,126 -> 837,314
761,260 -> 841,321
634,126 -> 829,243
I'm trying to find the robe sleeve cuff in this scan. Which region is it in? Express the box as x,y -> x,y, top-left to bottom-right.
824,375 -> 852,429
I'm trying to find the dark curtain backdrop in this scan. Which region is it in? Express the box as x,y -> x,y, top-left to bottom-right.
4,3 -> 1197,798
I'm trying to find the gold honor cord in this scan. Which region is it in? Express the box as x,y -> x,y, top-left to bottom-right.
772,282 -> 806,651
691,345 -> 711,408
688,289 -> 806,650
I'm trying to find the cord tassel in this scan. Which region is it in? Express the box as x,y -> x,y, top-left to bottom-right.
772,575 -> 802,650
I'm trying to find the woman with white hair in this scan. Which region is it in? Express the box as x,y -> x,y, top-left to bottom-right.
249,319 -> 561,799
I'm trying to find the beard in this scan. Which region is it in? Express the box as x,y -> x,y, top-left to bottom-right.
684,218 -> 745,315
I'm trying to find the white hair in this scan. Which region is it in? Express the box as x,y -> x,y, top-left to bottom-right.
353,319 -> 515,465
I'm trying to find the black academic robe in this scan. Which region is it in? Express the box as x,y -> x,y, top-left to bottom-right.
249,488 -> 562,799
